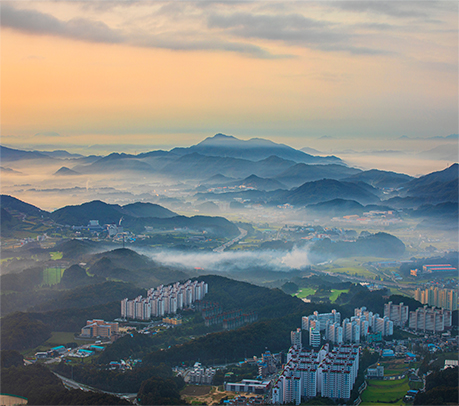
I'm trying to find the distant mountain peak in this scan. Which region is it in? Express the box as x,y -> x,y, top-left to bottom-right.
213,133 -> 237,139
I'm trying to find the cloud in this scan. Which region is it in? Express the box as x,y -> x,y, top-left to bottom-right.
34,132 -> 63,137
330,1 -> 443,19
207,11 -> 390,55
0,3 -> 284,59
1,3 -> 124,44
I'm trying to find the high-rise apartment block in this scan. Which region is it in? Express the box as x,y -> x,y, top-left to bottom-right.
415,287 -> 458,311
272,343 -> 359,404
408,306 -> 452,333
291,328 -> 302,349
384,301 -> 409,327
121,280 -> 208,320
354,307 -> 393,337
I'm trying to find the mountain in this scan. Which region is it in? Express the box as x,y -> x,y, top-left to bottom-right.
170,133 -> 342,164
0,145 -> 52,162
54,166 -> 80,176
87,248 -> 189,287
306,199 -> 365,216
405,164 -> 458,189
121,202 -> 177,218
1,167 -> 22,174
159,153 -> 296,179
50,200 -> 177,225
0,195 -> 48,217
418,144 -> 459,161
73,153 -> 154,174
306,199 -> 397,218
202,174 -> 237,185
300,147 -> 323,155
50,200 -> 239,236
402,164 -> 458,203
36,150 -> 83,159
275,163 -> 361,188
231,174 -> 286,191
343,169 -> 413,189
51,200 -> 129,225
281,179 -> 380,206
196,201 -> 220,213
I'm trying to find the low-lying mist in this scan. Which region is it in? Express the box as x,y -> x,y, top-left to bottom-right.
141,245 -> 313,274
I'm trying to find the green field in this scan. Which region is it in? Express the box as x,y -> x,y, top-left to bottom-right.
379,359 -> 413,376
294,288 -> 316,298
329,289 -> 348,302
50,251 -> 63,260
42,267 -> 65,285
321,257 -> 379,278
22,332 -> 94,357
361,377 -> 410,405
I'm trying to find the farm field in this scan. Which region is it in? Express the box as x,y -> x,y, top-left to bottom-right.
361,377 -> 410,405
379,358 -> 417,376
42,267 -> 65,285
50,251 -> 63,260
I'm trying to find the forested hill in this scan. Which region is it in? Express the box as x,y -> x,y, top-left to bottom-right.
195,274 -> 312,319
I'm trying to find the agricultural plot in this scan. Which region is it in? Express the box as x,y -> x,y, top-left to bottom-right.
361,377 -> 410,405
50,251 -> 63,260
42,267 -> 65,285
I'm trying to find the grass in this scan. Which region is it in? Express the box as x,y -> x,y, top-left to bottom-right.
181,386 -> 212,396
361,377 -> 410,404
329,289 -> 348,302
294,288 -> 316,298
42,267 -> 65,285
50,251 -> 63,260
379,359 -> 412,376
22,332 -> 94,357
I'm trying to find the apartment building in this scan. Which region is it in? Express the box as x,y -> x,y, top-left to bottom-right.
415,287 -> 458,311
121,280 -> 208,320
384,301 -> 409,327
272,343 -> 359,404
408,306 -> 452,333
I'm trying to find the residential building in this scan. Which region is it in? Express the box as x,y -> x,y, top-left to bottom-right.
408,306 -> 451,333
121,280 -> 208,320
384,301 -> 409,327
272,343 -> 359,404
415,287 -> 458,311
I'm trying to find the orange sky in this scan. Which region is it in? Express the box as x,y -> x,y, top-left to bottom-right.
1,1 -> 458,152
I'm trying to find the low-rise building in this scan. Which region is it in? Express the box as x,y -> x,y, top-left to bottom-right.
80,319 -> 119,338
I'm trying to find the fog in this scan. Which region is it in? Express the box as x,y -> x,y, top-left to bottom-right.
143,245 -> 312,273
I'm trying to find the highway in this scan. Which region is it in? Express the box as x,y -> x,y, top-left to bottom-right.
53,372 -> 137,402
213,227 -> 248,252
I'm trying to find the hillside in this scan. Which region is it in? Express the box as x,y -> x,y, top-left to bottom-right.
343,169 -> 413,188
282,179 -> 380,206
276,163 -> 361,188
170,133 -> 342,164
1,194 -> 48,217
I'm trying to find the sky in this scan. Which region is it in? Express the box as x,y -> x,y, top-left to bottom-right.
1,1 -> 458,154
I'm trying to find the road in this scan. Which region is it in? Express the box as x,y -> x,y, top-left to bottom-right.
53,372 -> 137,402
213,227 -> 248,253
